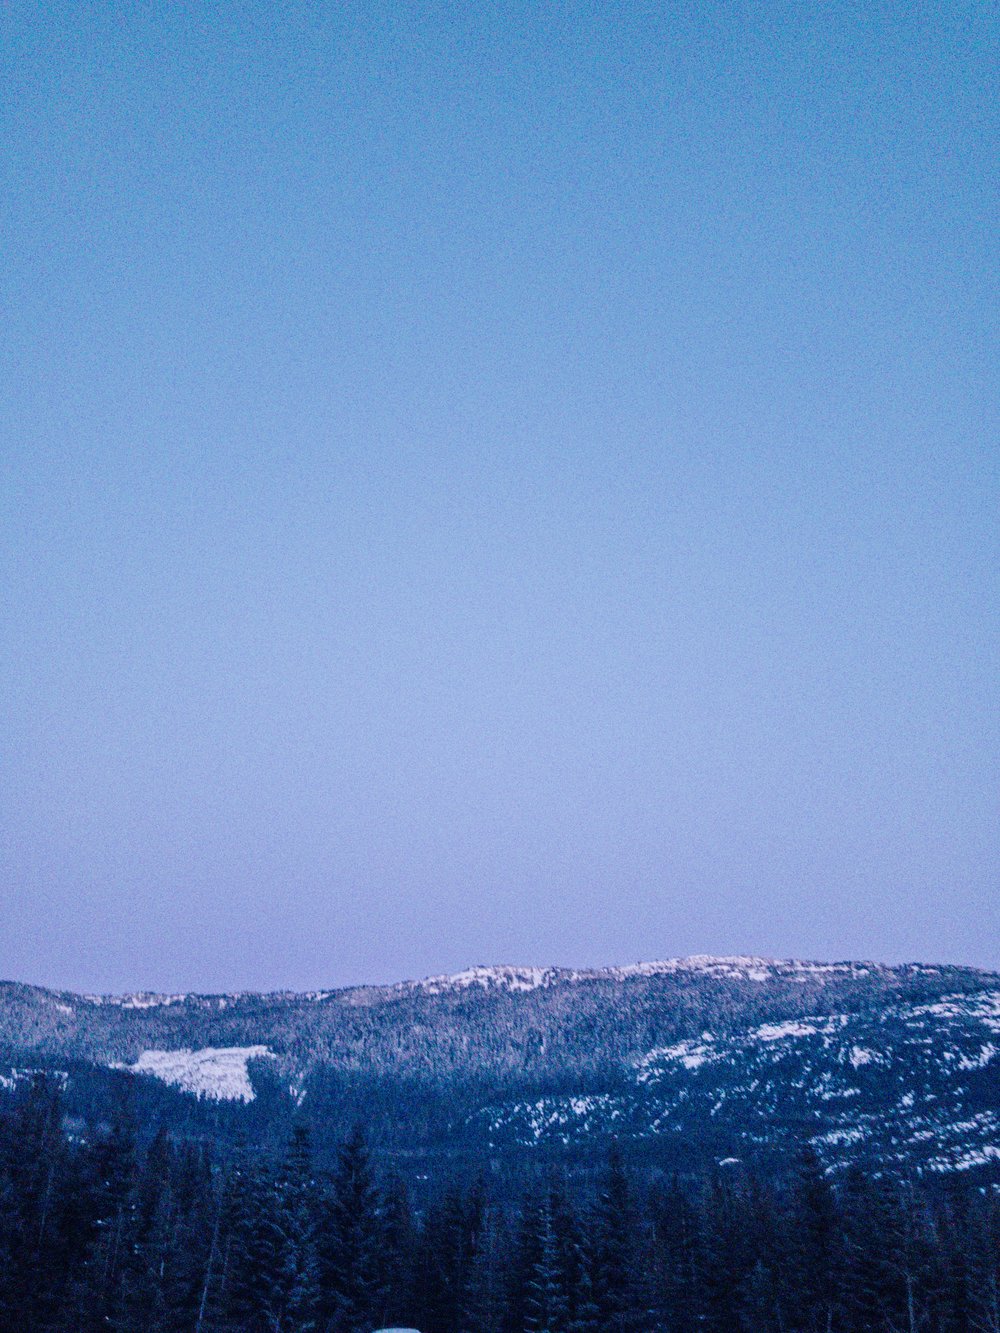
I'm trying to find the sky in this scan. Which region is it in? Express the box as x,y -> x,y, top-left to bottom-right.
2,1 -> 997,994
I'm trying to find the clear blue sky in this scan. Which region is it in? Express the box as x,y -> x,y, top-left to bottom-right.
2,1 -> 997,992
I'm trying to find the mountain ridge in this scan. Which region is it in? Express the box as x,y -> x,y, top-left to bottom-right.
8,951 -> 992,1007
2,955 -> 997,1181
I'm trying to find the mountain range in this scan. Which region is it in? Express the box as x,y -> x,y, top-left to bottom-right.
1,955 -> 997,1182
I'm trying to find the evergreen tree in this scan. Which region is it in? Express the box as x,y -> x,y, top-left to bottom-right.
964,1186 -> 1000,1333
523,1195 -> 570,1333
413,1180 -> 484,1333
839,1167 -> 938,1333
249,1124 -> 322,1332
649,1175 -> 699,1332
64,1106 -> 139,1333
697,1172 -> 753,1333
506,1188 -> 546,1333
464,1202 -> 511,1333
550,1181 -> 598,1333
787,1146 -> 839,1331
378,1173 -> 418,1329
316,1125 -> 387,1333
590,1143 -> 637,1332
112,1127 -> 175,1331
0,1075 -> 69,1329
214,1150 -> 280,1333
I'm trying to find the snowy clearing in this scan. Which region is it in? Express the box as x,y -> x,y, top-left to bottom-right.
123,1046 -> 273,1101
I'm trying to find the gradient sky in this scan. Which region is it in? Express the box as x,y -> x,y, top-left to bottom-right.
2,1 -> 998,994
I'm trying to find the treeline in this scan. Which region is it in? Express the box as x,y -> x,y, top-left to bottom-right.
1,1077 -> 998,1332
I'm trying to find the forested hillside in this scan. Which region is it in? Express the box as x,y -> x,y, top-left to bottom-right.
1,957 -> 998,1182
2,1074 -> 998,1333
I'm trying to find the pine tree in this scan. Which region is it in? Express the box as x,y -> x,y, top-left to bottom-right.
316,1124 -> 387,1333
649,1175 -> 699,1332
966,1186 -> 1000,1333
565,1253 -> 601,1333
464,1202 -> 511,1333
697,1172 -> 751,1333
505,1188 -> 546,1333
523,1196 -> 570,1333
737,1259 -> 784,1333
788,1146 -> 839,1332
214,1150 -> 279,1333
377,1173 -> 418,1329
839,1167 -> 938,1333
64,1105 -> 139,1333
285,1126 -> 322,1328
550,1181 -> 597,1333
112,1127 -> 175,1330
590,1143 -> 636,1332
412,1181 -> 484,1333
0,1074 -> 69,1328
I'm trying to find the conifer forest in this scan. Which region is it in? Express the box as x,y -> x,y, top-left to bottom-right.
2,1074 -> 998,1333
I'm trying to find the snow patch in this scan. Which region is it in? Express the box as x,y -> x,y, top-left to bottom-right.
639,1039 -> 718,1075
848,1046 -> 882,1068
84,992 -> 190,1009
910,990 -> 1000,1030
121,1047 -> 273,1102
927,1145 -> 1000,1173
404,965 -> 561,995
956,1043 -> 997,1070
814,1127 -> 867,1146
612,956 -> 777,981
0,1067 -> 68,1092
754,1020 -> 821,1042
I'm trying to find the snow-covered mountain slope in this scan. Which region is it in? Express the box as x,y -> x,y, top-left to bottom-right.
394,956 -> 889,994
0,957 -> 997,1179
478,986 -> 1000,1174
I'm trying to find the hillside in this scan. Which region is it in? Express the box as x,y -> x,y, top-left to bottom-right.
1,956 -> 997,1180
